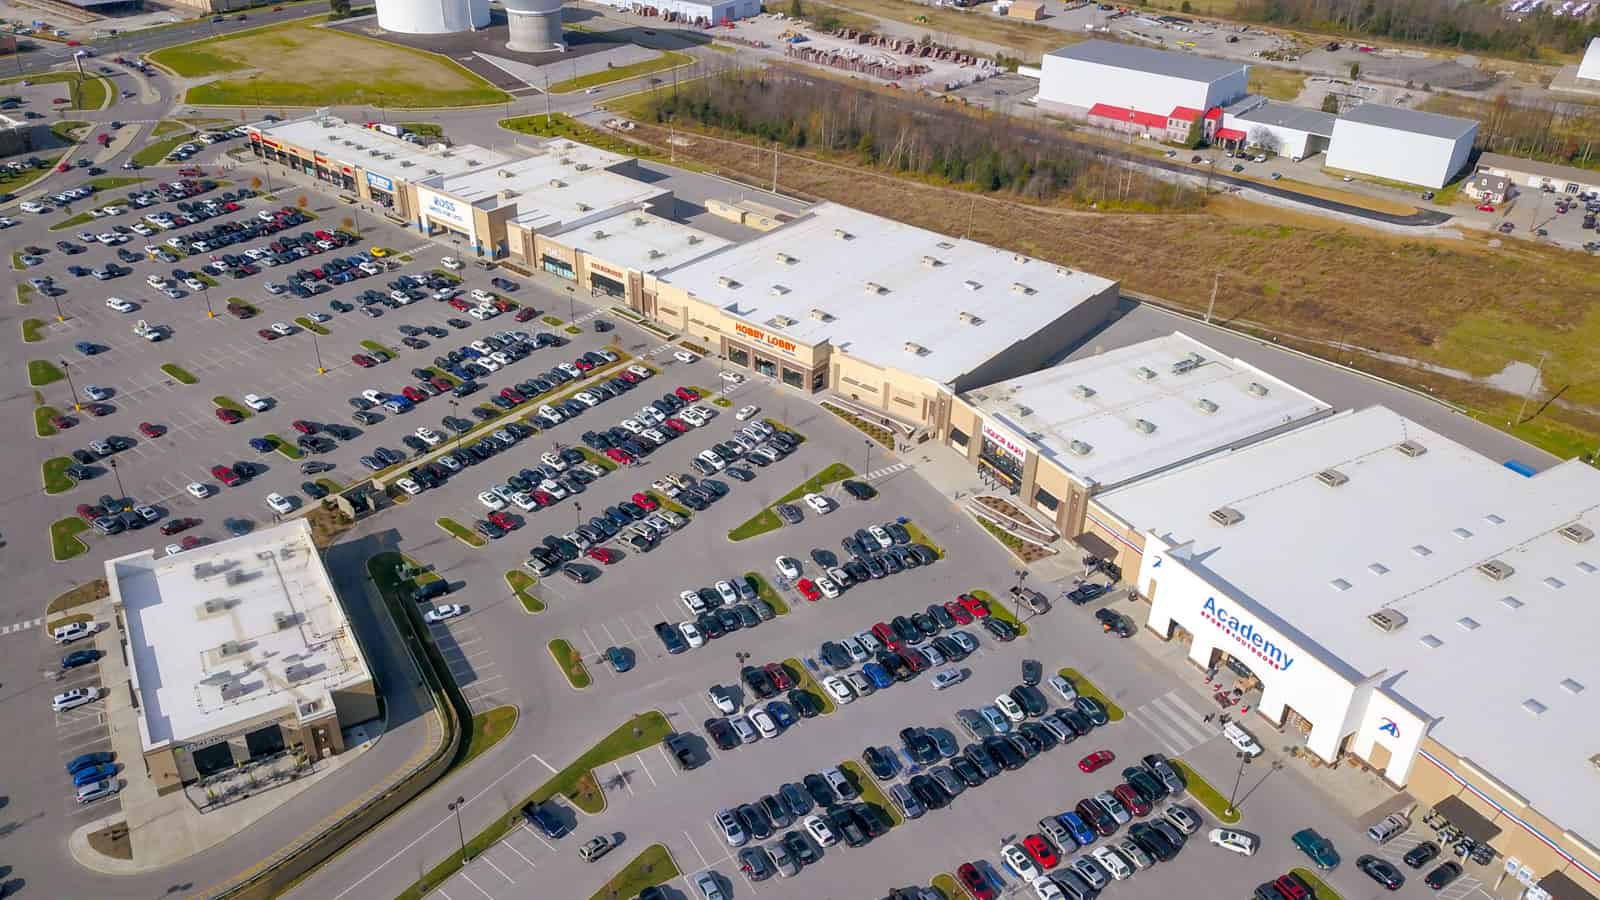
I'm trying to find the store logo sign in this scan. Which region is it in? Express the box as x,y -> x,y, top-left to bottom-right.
366,171 -> 393,192
734,322 -> 797,354
1378,717 -> 1400,739
1200,597 -> 1295,672
982,422 -> 1028,461
425,193 -> 467,227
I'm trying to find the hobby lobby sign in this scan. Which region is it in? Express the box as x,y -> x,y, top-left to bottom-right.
1200,597 -> 1296,672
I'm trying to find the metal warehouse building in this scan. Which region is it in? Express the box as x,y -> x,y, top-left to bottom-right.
1037,40 -> 1248,121
1093,406 -> 1600,899
1219,96 -> 1336,162
1324,103 -> 1477,190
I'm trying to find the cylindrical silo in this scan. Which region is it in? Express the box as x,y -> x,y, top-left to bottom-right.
376,0 -> 490,34
503,0 -> 565,52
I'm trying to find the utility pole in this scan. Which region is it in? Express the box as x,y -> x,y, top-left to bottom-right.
448,796 -> 470,862
1204,271 -> 1220,324
1513,350 -> 1549,426
771,143 -> 778,193
544,75 -> 551,126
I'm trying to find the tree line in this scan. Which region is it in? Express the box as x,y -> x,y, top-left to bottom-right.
642,69 -> 1203,211
1234,0 -> 1598,57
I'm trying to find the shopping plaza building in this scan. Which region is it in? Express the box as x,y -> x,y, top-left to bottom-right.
107,520 -> 378,791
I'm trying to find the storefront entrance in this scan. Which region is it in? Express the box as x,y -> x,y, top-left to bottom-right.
542,255 -> 575,280
192,742 -> 236,778
978,434 -> 1024,495
589,271 -> 625,298
245,724 -> 286,760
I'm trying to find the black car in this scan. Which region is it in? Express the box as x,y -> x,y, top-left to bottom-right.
964,742 -> 1002,779
1011,685 -> 1049,717
803,773 -> 836,809
841,479 -> 876,500
1095,607 -> 1136,637
910,612 -> 940,638
654,621 -> 687,654
819,641 -> 851,670
742,665 -> 776,699
828,807 -> 868,847
782,829 -> 818,867
302,480 -> 328,499
1018,721 -> 1058,752
908,774 -> 948,811
983,617 -> 1018,642
1357,855 -> 1405,890
900,727 -> 939,765
927,603 -> 958,630
863,746 -> 896,780
1068,582 -> 1107,605
1425,862 -> 1461,890
789,689 -> 824,719
983,735 -> 1025,770
1129,822 -> 1178,862
737,803 -> 772,841
1403,841 -> 1440,868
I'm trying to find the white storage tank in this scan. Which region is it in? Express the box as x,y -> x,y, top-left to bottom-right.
376,0 -> 490,34
504,0 -> 565,51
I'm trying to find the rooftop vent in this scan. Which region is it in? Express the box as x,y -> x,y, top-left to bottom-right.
1578,561 -> 1597,575
633,215 -> 648,226
1073,384 -> 1096,400
548,178 -> 565,188
219,640 -> 245,657
273,611 -> 296,630
770,315 -> 797,327
936,241 -> 955,250
904,341 -> 929,356
832,228 -> 853,240
647,249 -> 664,260
1171,353 -> 1205,375
1368,609 -> 1409,632
774,252 -> 796,265
1196,398 -> 1219,414
498,169 -> 514,178
921,255 -> 944,268
1544,576 -> 1566,590
1210,506 -> 1243,527
591,229 -> 607,240
810,308 -> 834,322
285,663 -> 314,683
1485,513 -> 1505,525
1419,634 -> 1443,649
687,235 -> 703,245
1592,753 -> 1600,773
575,202 -> 592,212
1017,405 -> 1034,418
1452,527 -> 1474,540
958,311 -> 983,325
1561,678 -> 1585,695
1477,559 -> 1515,581
1069,440 -> 1093,456
1457,616 -> 1480,631
1559,523 -> 1595,544
1412,544 -> 1433,557
1523,698 -> 1548,716
863,281 -> 887,295
716,276 -> 740,289
959,279 -> 984,293
772,283 -> 793,294
1012,253 -> 1029,264
1133,418 -> 1156,435
1135,366 -> 1158,381
1246,382 -> 1269,397
1055,266 -> 1074,277
1010,281 -> 1035,296
573,163 -> 590,171
1316,468 -> 1348,488
1330,578 -> 1352,591
1396,440 -> 1428,458
1500,595 -> 1524,609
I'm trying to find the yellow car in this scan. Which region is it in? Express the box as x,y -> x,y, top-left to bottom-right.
370,246 -> 390,258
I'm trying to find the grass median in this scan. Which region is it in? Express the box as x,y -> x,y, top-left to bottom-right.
399,712 -> 671,899
131,133 -> 193,168
728,462 -> 856,541
43,457 -> 75,494
21,318 -> 45,343
1170,759 -> 1242,824
784,657 -> 833,714
28,360 -> 64,387
294,316 -> 330,335
549,50 -> 693,93
580,447 -> 618,472
821,400 -> 896,449
45,578 -> 109,631
360,338 -> 396,357
931,873 -> 967,899
1290,868 -> 1343,900
646,489 -> 692,520
506,569 -> 544,613
903,520 -> 944,558
34,405 -> 62,438
213,396 -> 251,419
549,638 -> 591,689
267,433 -> 303,459
589,843 -> 678,900
436,516 -> 486,547
1057,667 -> 1124,721
50,517 -> 90,561
841,760 -> 901,827
160,363 -> 197,384
972,588 -> 1028,638
747,571 -> 788,616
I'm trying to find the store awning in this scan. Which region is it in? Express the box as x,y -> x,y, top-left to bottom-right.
1216,127 -> 1247,142
1435,795 -> 1503,844
1538,871 -> 1600,900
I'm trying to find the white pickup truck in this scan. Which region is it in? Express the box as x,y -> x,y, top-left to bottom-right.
132,319 -> 164,341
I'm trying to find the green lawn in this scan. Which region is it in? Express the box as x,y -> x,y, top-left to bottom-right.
0,72 -> 108,110
360,339 -> 396,357
645,490 -> 692,520
437,516 -> 486,547
784,657 -> 834,714
42,457 -> 75,494
160,363 -> 197,385
746,571 -> 788,616
34,405 -> 62,437
972,588 -> 1028,637
841,761 -> 900,826
50,517 -> 90,561
821,401 -> 896,449
131,134 -> 192,168
266,433 -> 303,459
728,508 -> 782,542
499,113 -> 661,159
728,463 -> 857,541
151,120 -> 188,138
1291,867 -> 1344,900
21,318 -> 45,343
1057,668 -> 1124,721
398,121 -> 445,139
51,210 -> 100,232
213,395 -> 251,418
28,360 -> 64,387
152,16 -> 509,108
1170,759 -> 1243,823
549,50 -> 693,94
506,569 -> 544,613
460,706 -> 518,770
587,844 -> 678,900
548,638 -> 591,689
294,316 -> 330,335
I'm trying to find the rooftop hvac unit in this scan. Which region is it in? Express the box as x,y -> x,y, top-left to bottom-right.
716,276 -> 739,289
400,160 -> 414,167
771,315 -> 797,327
499,169 -> 514,178
921,255 -> 943,268
832,228 -> 853,240
1368,608 -> 1409,633
1477,559 -> 1515,581
774,252 -> 796,265
220,681 -> 248,702
1069,439 -> 1093,456
864,281 -> 887,295
285,663 -> 313,683
559,156 -> 572,165
1247,381 -> 1269,397
1195,398 -> 1218,414
1558,523 -> 1595,544
687,235 -> 702,245
574,163 -> 590,171
197,597 -> 236,615
1012,253 -> 1029,264
633,216 -> 648,226
575,202 -> 591,212
225,570 -> 249,586
1017,405 -> 1034,418
647,249 -> 663,260
219,640 -> 244,657
591,230 -> 607,240
904,341 -> 929,356
1010,282 -> 1035,296
548,178 -> 566,188
1210,506 -> 1244,526
963,279 -> 982,291
1073,384 -> 1096,400
1316,468 -> 1349,487
810,308 -> 833,322
1396,440 -> 1428,458
1055,266 -> 1073,277
1133,418 -> 1156,434
1171,352 -> 1205,375
769,284 -> 790,296
937,240 -> 956,250
958,311 -> 983,325
1135,367 -> 1158,381
274,611 -> 296,630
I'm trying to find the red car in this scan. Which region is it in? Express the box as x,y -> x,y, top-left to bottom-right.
160,517 -> 198,536
291,420 -> 317,435
180,535 -> 205,550
84,403 -> 113,417
1078,750 -> 1115,773
763,662 -> 793,691
675,386 -> 700,402
401,386 -> 426,403
631,491 -> 658,511
618,371 -> 641,384
585,546 -> 619,564
871,621 -> 898,648
796,578 -> 821,602
1113,783 -> 1150,817
447,298 -> 470,311
957,863 -> 996,900
499,387 -> 524,404
663,418 -> 688,433
487,511 -> 517,530
258,329 -> 280,341
604,448 -> 633,464
50,414 -> 76,430
957,592 -> 990,618
1476,203 -> 1496,213
898,648 -> 927,672
1022,834 -> 1059,869
573,358 -> 595,372
76,503 -> 102,523
943,600 -> 973,625
429,376 -> 452,392
352,354 -> 376,368
531,490 -> 556,507
211,464 -> 242,486
1273,874 -> 1311,900
515,308 -> 538,322
138,421 -> 163,438
492,298 -> 514,312
216,408 -> 242,424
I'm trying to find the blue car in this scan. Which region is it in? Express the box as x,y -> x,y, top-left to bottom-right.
74,341 -> 102,355
66,751 -> 114,776
862,662 -> 894,690
249,437 -> 273,452
765,700 -> 795,729
1059,810 -> 1096,847
72,763 -> 117,787
61,649 -> 99,670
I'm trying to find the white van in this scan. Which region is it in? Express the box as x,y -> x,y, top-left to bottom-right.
53,621 -> 94,644
1223,722 -> 1262,758
1367,813 -> 1409,844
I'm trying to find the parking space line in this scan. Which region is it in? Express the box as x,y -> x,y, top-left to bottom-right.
476,854 -> 513,884
612,761 -> 635,796
457,872 -> 493,900
681,830 -> 711,868
498,839 -> 537,870
634,751 -> 659,787
519,823 -> 558,852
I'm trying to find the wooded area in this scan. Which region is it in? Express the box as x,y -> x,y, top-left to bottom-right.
1233,0 -> 1597,56
641,69 -> 1203,211
1423,93 -> 1600,169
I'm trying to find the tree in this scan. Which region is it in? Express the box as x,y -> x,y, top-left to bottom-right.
1184,115 -> 1204,148
296,194 -> 308,209
1349,61 -> 1361,80
788,0 -> 804,17
329,0 -> 351,17
1321,93 -> 1340,114
250,176 -> 262,190
1247,127 -> 1281,156
1181,0 -> 1192,10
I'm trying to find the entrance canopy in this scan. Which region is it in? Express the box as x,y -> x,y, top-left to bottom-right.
1435,795 -> 1503,844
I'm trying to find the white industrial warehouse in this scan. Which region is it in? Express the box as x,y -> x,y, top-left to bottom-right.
1037,40 -> 1248,118
1219,96 -> 1336,162
591,0 -> 761,26
1324,103 -> 1477,189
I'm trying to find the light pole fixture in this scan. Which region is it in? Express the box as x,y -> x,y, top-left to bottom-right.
202,284 -> 215,318
1226,750 -> 1251,817
52,288 -> 65,323
108,458 -> 130,509
61,358 -> 81,411
448,796 -> 469,862
311,330 -> 325,375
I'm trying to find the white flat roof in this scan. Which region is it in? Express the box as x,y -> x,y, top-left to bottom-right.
110,520 -> 370,752
567,210 -> 730,274
1046,39 -> 1246,84
423,139 -> 666,233
250,115 -> 510,181
1103,406 -> 1600,848
964,332 -> 1332,490
660,202 -> 1119,384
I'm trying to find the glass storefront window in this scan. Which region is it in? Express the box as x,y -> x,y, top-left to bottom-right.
728,347 -> 750,367
1034,487 -> 1059,511
590,273 -> 625,298
980,437 -> 1025,483
755,358 -> 777,378
541,256 -> 576,280
950,427 -> 969,447
812,369 -> 827,391
781,367 -> 803,388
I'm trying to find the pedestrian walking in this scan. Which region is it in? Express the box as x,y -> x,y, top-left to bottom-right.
1203,713 -> 1214,724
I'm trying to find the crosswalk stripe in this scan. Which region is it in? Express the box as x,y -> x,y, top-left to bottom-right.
1132,710 -> 1191,756
1,617 -> 43,636
1150,693 -> 1216,745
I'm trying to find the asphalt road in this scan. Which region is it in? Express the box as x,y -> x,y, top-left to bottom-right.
12,4 -> 326,76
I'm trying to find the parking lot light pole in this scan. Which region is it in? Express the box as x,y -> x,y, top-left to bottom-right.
108,458 -> 129,509
1226,750 -> 1251,818
448,795 -> 469,862
202,283 -> 214,318
61,359 -> 81,411
448,400 -> 464,452
863,438 -> 872,476
52,289 -> 65,323
1013,568 -> 1030,621
566,284 -> 576,324
311,330 -> 325,375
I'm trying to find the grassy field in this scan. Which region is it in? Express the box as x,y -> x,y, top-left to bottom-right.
160,363 -> 197,384
971,588 -> 1027,637
131,134 -> 192,168
50,517 -> 90,561
34,405 -> 62,437
784,657 -> 834,713
587,844 -> 678,900
0,72 -> 110,109
549,51 -> 693,94
746,571 -> 789,616
1170,758 -> 1243,823
506,569 -> 544,613
28,360 -> 64,387
499,114 -> 661,159
1248,66 -> 1307,101
548,638 -> 591,689
213,395 -> 251,418
152,120 -> 188,138
152,17 -> 508,108
817,0 -> 1064,59
21,318 -> 45,343
42,457 -> 75,494
1058,667 -> 1124,721
437,516 -> 487,547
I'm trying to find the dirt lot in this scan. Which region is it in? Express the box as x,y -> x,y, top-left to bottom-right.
611,107 -> 1600,452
